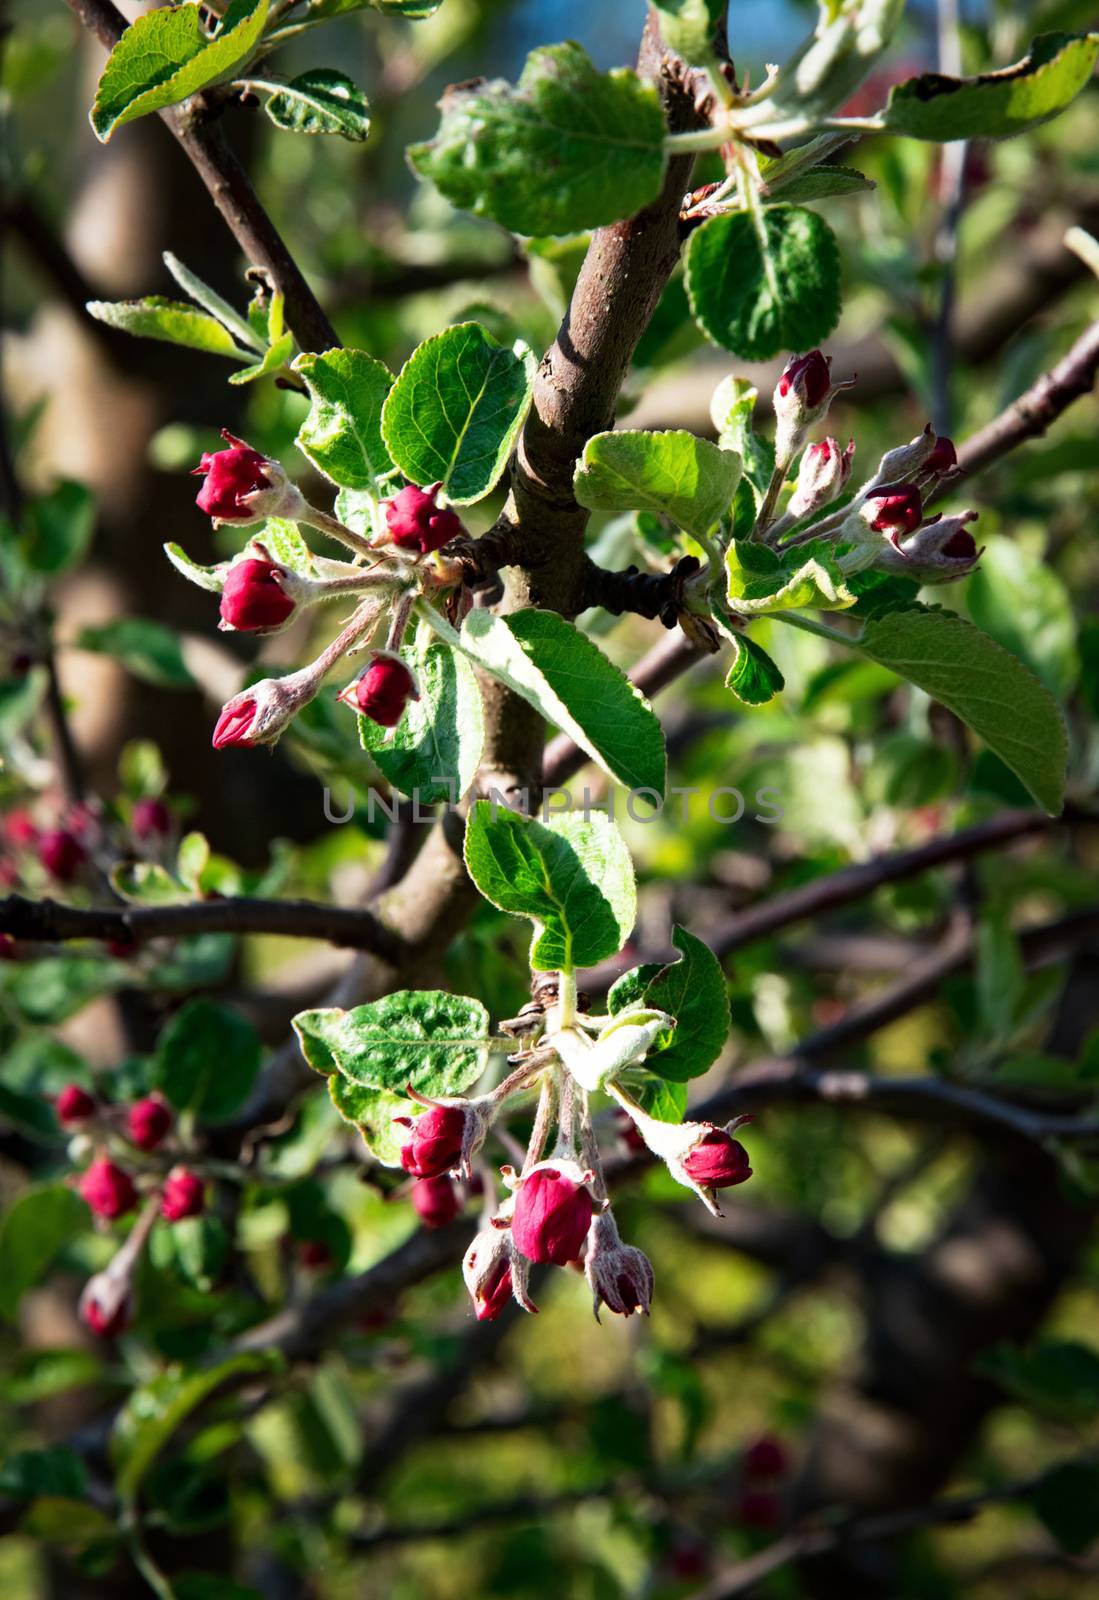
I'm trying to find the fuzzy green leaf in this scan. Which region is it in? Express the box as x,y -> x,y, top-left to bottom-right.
381,323 -> 535,505
725,633 -> 785,705
262,69 -> 370,140
884,31 -> 1099,141
609,926 -> 729,1082
458,608 -> 666,796
0,1187 -> 89,1323
359,629 -> 484,805
685,205 -> 841,360
408,42 -> 667,235
293,992 -> 491,1097
77,619 -> 197,690
86,297 -> 251,358
90,0 -> 269,142
293,349 -> 395,492
574,430 -> 741,538
764,164 -> 874,203
154,1000 -> 262,1123
725,538 -> 855,616
327,1076 -> 407,1168
651,0 -> 727,65
464,804 -> 635,972
853,608 -> 1068,814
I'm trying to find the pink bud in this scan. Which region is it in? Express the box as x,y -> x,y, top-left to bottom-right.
0,934 -> 16,961
475,1257 -> 514,1321
38,828 -> 86,883
3,808 -> 38,848
219,558 -> 297,634
861,482 -> 924,536
397,1103 -> 467,1179
79,1274 -> 130,1338
787,436 -> 855,520
212,696 -> 259,750
193,432 -> 277,524
585,1211 -> 654,1319
78,1158 -> 139,1221
682,1127 -> 752,1189
131,798 -> 172,841
384,483 -> 463,556
777,350 -> 832,409
511,1160 -> 594,1267
160,1167 -> 205,1223
56,1084 -> 97,1127
941,526 -> 977,560
410,1174 -> 461,1229
925,435 -> 957,475
340,654 -> 418,728
126,1096 -> 172,1152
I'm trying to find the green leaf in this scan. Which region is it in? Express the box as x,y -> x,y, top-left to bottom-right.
651,0 -> 726,65
0,1082 -> 63,1145
2,955 -> 128,1025
162,252 -> 261,352
573,430 -> 741,538
883,31 -> 1099,141
629,1074 -> 689,1123
111,1353 -> 279,1505
764,164 -> 874,204
293,991 -> 491,1097
0,1186 -> 89,1322
725,538 -> 855,615
711,376 -> 775,498
685,205 -> 841,360
726,633 -> 785,706
851,608 -> 1067,815
164,543 -> 226,593
978,1339 -> 1099,1423
20,482 -> 96,575
359,629 -> 484,805
381,322 -> 535,505
91,0 -> 270,142
965,536 -> 1078,699
293,349 -> 395,493
262,69 -> 370,140
20,1497 -> 116,1548
254,516 -> 317,577
610,926 -> 729,1082
77,618 -> 197,689
327,1076 -> 407,1167
111,860 -> 185,905
408,42 -> 667,235
306,0 -> 440,14
154,1000 -> 262,1123
1032,1461 -> 1099,1554
0,1449 -> 87,1500
227,331 -> 296,386
458,607 -> 666,796
86,297 -> 252,358
464,803 -> 636,972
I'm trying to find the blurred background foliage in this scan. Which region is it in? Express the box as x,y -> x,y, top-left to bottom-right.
2,0 -> 1099,1596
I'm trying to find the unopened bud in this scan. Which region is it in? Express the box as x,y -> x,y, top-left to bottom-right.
56,1084 -> 97,1128
126,1095 -> 172,1152
219,558 -> 299,634
509,1158 -> 595,1266
410,1173 -> 461,1229
38,828 -> 87,884
864,510 -> 981,583
160,1166 -> 205,1223
78,1158 -> 139,1221
337,653 -> 419,728
786,437 -> 855,521
79,1272 -> 130,1338
383,483 -> 463,556
774,351 -> 852,464
193,432 -> 305,526
584,1210 -> 654,1320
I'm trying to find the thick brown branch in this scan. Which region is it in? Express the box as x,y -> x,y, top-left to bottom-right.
63,0 -> 338,353
0,891 -> 406,963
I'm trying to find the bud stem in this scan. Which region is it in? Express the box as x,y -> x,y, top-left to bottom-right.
754,463 -> 789,540
299,505 -> 376,561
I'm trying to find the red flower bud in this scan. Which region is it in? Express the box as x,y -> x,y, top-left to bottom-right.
126,1096 -> 172,1152
131,798 -> 172,841
299,1240 -> 334,1271
56,1084 -> 97,1127
462,1224 -> 535,1320
585,1211 -> 654,1319
743,1435 -> 789,1480
0,934 -> 16,961
941,527 -> 977,560
212,696 -> 259,750
410,1173 -> 461,1229
397,1103 -> 468,1179
861,482 -> 924,536
777,350 -> 832,409
38,828 -> 86,883
3,809 -> 38,848
219,558 -> 297,634
474,1257 -> 514,1321
384,482 -> 463,556
682,1127 -> 753,1189
341,654 -> 418,728
736,1488 -> 783,1531
80,1274 -> 130,1338
511,1160 -> 594,1266
160,1166 -> 205,1223
78,1158 -> 138,1220
193,433 -> 273,523
925,435 -> 957,475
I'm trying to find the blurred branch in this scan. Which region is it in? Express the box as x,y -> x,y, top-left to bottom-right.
690,1456 -> 1099,1599
0,890 -> 406,961
63,0 -> 338,352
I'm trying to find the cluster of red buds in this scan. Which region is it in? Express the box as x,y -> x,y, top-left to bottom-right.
760,351 -> 980,584
187,437 -> 467,753
54,1084 -> 206,1338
